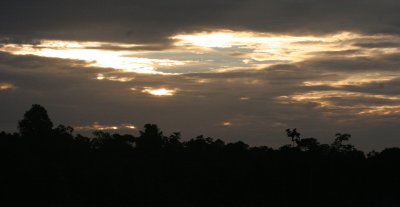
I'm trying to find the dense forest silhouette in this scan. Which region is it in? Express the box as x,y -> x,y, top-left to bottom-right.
1,104 -> 400,207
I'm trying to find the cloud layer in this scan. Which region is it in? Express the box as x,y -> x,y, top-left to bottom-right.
1,1 -> 400,150
2,0 -> 400,44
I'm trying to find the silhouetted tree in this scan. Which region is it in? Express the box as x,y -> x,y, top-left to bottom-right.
332,133 -> 355,152
286,128 -> 301,147
18,104 -> 53,137
296,137 -> 320,151
164,132 -> 184,151
53,124 -> 73,137
226,141 -> 249,152
136,124 -> 164,151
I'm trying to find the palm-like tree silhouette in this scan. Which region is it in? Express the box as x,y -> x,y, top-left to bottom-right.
286,128 -> 301,147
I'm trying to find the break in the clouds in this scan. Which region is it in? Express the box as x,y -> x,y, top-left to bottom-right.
1,0 -> 400,150
2,31 -> 400,74
74,122 -> 136,131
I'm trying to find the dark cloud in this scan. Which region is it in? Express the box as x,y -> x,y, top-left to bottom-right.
87,44 -> 173,51
354,41 -> 400,48
300,53 -> 400,72
1,0 -> 400,44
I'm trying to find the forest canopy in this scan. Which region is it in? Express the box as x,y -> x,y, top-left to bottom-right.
0,104 -> 399,207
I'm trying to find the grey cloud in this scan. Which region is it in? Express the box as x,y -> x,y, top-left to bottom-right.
88,44 -> 173,51
354,41 -> 400,48
1,0 -> 400,45
0,53 -> 323,145
300,53 -> 400,72
2,51 -> 400,150
338,78 -> 400,96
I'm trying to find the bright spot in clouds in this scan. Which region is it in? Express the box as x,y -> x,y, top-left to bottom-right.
125,125 -> 136,129
96,74 -> 105,80
0,83 -> 15,90
1,30 -> 400,74
172,30 -> 400,65
302,73 -> 396,87
96,73 -> 134,82
0,40 -> 184,74
75,122 -> 136,131
276,91 -> 400,116
142,88 -> 176,97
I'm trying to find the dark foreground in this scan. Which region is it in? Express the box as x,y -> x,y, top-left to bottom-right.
1,105 -> 400,207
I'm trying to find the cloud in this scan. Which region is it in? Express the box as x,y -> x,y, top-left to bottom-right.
1,0 -> 400,45
1,30 -> 400,76
354,41 -> 400,48
1,52 -> 400,150
2,0 -> 400,151
0,40 -> 186,74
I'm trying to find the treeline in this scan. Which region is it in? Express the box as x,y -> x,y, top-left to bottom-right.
1,104 -> 400,207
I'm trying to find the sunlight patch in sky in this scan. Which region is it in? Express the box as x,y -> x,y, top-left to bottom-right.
141,87 -> 176,97
0,83 -> 15,90
302,73 -> 396,87
172,30 -> 400,68
96,73 -> 134,82
74,122 -> 136,131
0,40 -> 184,74
277,91 -> 400,116
222,121 -> 233,127
174,31 -> 356,61
1,31 -> 400,75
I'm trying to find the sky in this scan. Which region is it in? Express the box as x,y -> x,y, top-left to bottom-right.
1,0 -> 400,150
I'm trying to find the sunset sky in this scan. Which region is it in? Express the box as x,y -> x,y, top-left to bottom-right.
1,0 -> 400,150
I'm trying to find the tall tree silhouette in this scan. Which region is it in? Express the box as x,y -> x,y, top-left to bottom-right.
18,104 -> 53,137
286,128 -> 301,147
332,133 -> 355,152
296,138 -> 320,151
136,124 -> 164,151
